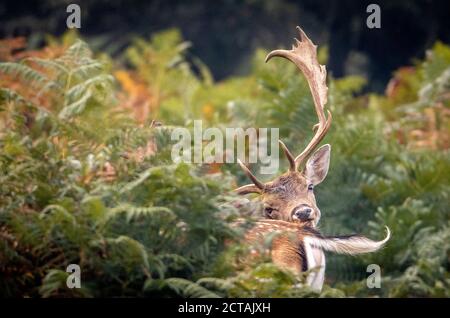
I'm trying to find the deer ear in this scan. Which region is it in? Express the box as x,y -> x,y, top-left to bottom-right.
234,184 -> 262,195
304,144 -> 331,185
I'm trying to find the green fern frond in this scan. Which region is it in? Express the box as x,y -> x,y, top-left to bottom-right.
71,61 -> 104,79
105,204 -> 175,223
103,235 -> 150,270
39,269 -> 92,298
0,62 -> 53,89
25,57 -> 69,75
59,90 -> 92,119
59,39 -> 93,63
0,88 -> 32,106
164,277 -> 220,298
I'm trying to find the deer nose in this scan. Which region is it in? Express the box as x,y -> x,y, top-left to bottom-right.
292,206 -> 312,221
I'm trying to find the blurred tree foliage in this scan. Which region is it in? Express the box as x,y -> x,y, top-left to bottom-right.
0,29 -> 449,297
2,0 -> 450,92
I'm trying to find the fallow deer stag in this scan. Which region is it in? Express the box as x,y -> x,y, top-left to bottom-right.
232,27 -> 390,291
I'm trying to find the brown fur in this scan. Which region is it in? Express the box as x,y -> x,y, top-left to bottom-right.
260,171 -> 320,227
232,219 -> 390,277
233,219 -> 315,274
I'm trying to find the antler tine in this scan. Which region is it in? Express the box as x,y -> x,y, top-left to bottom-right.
294,109 -> 332,168
237,159 -> 265,190
278,140 -> 296,172
266,26 -> 332,171
234,184 -> 262,195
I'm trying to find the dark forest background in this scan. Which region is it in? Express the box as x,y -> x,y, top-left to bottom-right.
1,0 -> 450,91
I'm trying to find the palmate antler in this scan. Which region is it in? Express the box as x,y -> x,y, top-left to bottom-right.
267,26 -> 332,171
236,27 -> 332,190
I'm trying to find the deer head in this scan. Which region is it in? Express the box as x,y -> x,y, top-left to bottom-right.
235,27 -> 332,228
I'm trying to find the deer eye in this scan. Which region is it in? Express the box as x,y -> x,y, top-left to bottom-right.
264,207 -> 274,215
308,184 -> 314,191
